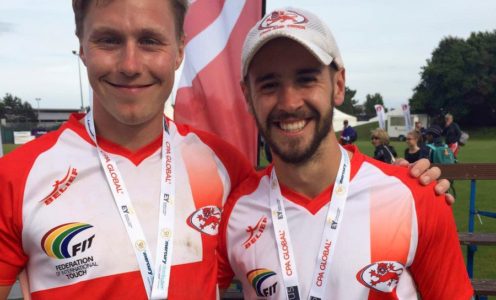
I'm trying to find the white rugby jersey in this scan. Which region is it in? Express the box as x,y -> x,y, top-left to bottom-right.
0,114 -> 253,300
218,146 -> 472,300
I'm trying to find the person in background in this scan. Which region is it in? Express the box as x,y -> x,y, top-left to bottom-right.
371,128 -> 397,163
425,125 -> 456,164
404,130 -> 429,163
443,113 -> 462,158
340,119 -> 357,145
414,120 -> 426,146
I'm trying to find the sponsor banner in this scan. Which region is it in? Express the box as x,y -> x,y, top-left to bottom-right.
402,104 -> 412,132
13,131 -> 35,144
374,105 -> 386,129
174,0 -> 263,165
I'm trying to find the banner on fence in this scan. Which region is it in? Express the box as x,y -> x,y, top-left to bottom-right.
14,131 -> 34,145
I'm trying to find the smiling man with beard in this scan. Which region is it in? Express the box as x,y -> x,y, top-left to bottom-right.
218,7 -> 472,300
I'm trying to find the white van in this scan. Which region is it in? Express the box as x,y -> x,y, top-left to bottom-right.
387,114 -> 429,141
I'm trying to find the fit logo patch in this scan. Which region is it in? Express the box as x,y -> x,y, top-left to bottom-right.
247,268 -> 278,297
41,222 -> 95,259
40,167 -> 78,205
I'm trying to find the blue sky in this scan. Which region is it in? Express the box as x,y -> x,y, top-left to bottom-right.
0,0 -> 495,110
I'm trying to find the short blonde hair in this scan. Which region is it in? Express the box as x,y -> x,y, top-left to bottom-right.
72,0 -> 188,40
371,128 -> 390,145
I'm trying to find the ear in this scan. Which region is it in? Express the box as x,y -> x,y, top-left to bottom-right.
240,80 -> 254,115
332,68 -> 346,106
79,45 -> 87,66
175,35 -> 185,70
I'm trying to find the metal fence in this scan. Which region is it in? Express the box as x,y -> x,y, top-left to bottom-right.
1,122 -> 62,144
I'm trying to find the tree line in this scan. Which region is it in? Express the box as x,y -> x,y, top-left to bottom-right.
410,31 -> 496,126
340,30 -> 495,126
0,94 -> 37,123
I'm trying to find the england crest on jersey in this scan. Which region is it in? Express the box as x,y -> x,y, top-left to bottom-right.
187,205 -> 221,236
356,261 -> 404,292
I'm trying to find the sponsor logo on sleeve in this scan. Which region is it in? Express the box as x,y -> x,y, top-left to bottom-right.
187,205 -> 221,235
40,167 -> 78,205
41,222 -> 99,280
356,261 -> 404,292
247,268 -> 278,297
242,216 -> 268,249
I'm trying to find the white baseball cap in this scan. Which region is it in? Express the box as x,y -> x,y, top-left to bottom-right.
241,7 -> 344,77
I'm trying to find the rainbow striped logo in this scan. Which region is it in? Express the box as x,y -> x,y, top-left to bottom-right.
247,268 -> 277,297
41,222 -> 94,259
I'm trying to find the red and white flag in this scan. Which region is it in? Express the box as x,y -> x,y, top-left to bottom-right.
174,0 -> 263,165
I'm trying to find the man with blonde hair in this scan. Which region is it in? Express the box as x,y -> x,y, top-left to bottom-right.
0,1 -> 253,298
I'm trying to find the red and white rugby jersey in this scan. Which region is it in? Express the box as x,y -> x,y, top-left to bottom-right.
218,145 -> 472,300
0,113 -> 253,300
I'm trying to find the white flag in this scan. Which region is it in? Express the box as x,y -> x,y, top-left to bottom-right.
375,104 -> 386,129
402,104 -> 412,132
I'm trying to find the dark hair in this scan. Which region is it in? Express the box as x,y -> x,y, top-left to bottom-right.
72,0 -> 188,40
426,125 -> 443,137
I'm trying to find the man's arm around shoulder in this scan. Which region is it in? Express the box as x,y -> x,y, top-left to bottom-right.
409,188 -> 472,299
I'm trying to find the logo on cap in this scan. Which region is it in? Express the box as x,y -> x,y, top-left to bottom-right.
258,10 -> 308,30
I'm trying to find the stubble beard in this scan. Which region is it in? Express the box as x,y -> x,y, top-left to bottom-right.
255,103 -> 334,165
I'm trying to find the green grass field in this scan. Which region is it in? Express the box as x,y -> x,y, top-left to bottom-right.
3,128 -> 496,295
356,125 -> 496,286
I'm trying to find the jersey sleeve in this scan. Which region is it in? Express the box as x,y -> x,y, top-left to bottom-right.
217,214 -> 235,289
217,189 -> 238,289
409,187 -> 473,299
0,157 -> 28,285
